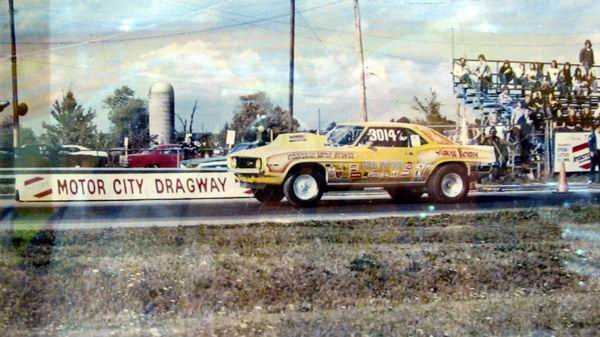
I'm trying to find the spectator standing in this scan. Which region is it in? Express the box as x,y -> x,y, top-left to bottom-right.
482,127 -> 508,180
475,54 -> 492,94
498,60 -> 514,86
557,62 -> 573,99
579,40 -> 594,75
526,63 -> 538,89
588,124 -> 600,183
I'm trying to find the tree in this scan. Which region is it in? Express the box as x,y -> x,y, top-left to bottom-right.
105,86 -> 152,149
229,92 -> 299,143
41,91 -> 99,148
411,89 -> 455,130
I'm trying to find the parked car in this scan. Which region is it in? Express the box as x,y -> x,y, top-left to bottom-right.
124,144 -> 182,168
58,145 -> 109,167
180,142 -> 259,171
229,121 -> 495,207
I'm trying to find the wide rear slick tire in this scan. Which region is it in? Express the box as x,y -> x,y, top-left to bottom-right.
427,163 -> 468,203
253,186 -> 284,205
283,167 -> 325,208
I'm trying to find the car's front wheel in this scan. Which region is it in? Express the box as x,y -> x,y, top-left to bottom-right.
427,164 -> 468,203
253,186 -> 284,204
283,168 -> 325,208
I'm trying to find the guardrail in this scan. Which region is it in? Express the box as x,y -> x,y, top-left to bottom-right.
2,167 -> 250,202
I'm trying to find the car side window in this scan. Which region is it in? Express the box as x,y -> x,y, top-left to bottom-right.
360,127 -> 413,147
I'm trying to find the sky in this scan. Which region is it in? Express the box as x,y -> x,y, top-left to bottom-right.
1,0 -> 600,137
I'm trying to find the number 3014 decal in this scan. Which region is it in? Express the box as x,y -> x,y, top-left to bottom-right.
368,128 -> 403,142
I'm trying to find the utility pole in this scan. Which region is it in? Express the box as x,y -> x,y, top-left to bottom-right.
8,0 -> 20,148
317,108 -> 321,135
353,0 -> 368,121
288,0 -> 295,132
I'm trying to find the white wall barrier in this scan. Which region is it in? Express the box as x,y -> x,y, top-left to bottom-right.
14,169 -> 251,202
554,132 -> 591,173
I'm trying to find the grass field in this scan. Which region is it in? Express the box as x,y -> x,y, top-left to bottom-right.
1,206 -> 599,336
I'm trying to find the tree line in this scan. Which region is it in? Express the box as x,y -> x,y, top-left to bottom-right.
5,87 -> 452,150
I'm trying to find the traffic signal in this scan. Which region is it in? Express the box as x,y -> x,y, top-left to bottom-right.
0,100 -> 9,112
17,102 -> 28,116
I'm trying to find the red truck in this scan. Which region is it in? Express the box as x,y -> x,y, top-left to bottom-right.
123,144 -> 182,168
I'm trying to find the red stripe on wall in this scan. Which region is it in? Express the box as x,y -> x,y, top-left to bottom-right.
34,189 -> 52,198
24,177 -> 44,186
572,142 -> 588,153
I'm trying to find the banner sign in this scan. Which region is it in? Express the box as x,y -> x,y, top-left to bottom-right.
16,171 -> 251,202
554,132 -> 591,173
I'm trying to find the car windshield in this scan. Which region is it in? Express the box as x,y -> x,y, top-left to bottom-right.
326,126 -> 364,146
230,143 -> 253,153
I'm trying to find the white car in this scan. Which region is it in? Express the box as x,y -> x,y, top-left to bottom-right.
59,145 -> 108,167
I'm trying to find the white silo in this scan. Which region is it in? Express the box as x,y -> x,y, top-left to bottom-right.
148,82 -> 175,144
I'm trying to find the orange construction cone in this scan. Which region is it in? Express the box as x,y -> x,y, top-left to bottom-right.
557,160 -> 569,193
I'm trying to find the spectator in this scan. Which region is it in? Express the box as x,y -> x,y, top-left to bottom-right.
529,90 -> 545,130
536,62 -> 545,83
565,108 -> 581,131
482,127 -> 508,179
579,40 -> 594,75
588,124 -> 600,183
595,106 -> 600,125
506,126 -> 524,165
582,107 -> 594,131
587,68 -> 597,92
514,63 -> 527,85
498,86 -> 513,120
498,60 -> 514,86
544,90 -> 560,120
474,54 -> 492,94
557,62 -> 573,99
573,67 -> 589,98
452,57 -> 472,90
526,63 -> 538,89
546,60 -> 560,86
555,108 -> 569,129
511,101 -> 530,127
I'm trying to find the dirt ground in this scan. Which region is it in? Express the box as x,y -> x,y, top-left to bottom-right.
1,205 -> 599,337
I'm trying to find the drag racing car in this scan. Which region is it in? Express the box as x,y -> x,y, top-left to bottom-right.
228,122 -> 495,207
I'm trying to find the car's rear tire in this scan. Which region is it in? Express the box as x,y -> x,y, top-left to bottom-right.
253,186 -> 284,204
427,163 -> 468,203
386,187 -> 424,203
283,167 -> 325,208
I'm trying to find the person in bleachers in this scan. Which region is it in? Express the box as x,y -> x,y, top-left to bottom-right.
474,54 -> 492,94
557,62 -> 573,99
506,126 -> 524,166
586,68 -> 597,93
594,106 -> 600,126
564,108 -> 582,131
573,67 -> 589,98
526,63 -> 539,90
529,90 -> 545,130
452,57 -> 472,90
498,86 -> 513,120
511,101 -> 531,128
536,63 -> 545,83
555,108 -> 569,130
582,107 -> 594,131
579,40 -> 594,75
498,60 -> 514,86
546,60 -> 560,87
543,90 -> 560,120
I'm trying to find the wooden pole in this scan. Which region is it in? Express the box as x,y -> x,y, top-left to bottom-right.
8,0 -> 19,148
288,0 -> 295,132
353,0 -> 368,121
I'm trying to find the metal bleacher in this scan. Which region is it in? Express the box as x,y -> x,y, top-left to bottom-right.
452,58 -> 600,180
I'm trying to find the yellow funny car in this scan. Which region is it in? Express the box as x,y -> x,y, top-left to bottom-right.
228,122 -> 495,207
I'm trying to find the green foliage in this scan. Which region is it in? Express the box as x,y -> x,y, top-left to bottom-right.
105,86 -> 151,149
411,89 -> 455,130
0,127 -> 36,148
229,92 -> 299,143
41,91 -> 99,148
